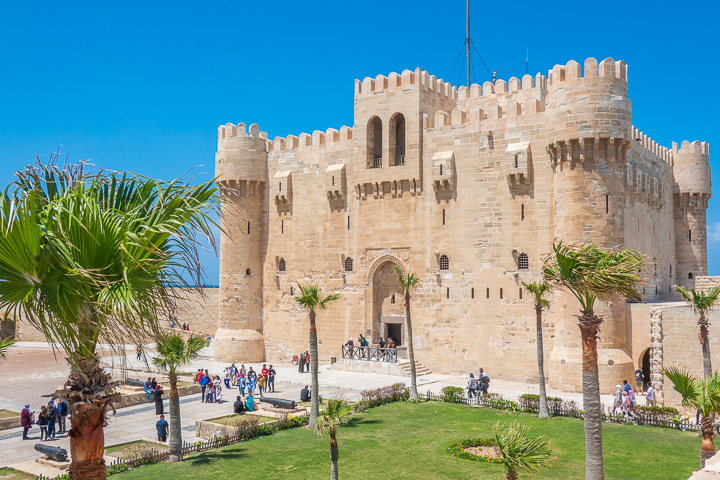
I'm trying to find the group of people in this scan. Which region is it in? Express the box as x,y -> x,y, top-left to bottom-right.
297,352 -> 310,373
613,378 -> 655,415
142,377 -> 166,414
20,399 -> 69,441
197,370 -> 224,403
344,335 -> 396,360
467,369 -> 490,398
197,364 -> 277,404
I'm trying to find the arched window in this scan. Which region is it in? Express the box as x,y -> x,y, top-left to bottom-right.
368,116 -> 383,168
390,113 -> 405,165
391,294 -> 395,304
688,272 -> 694,280
518,253 -> 529,270
344,257 -> 353,272
278,258 -> 286,272
439,255 -> 450,271
245,268 -> 251,276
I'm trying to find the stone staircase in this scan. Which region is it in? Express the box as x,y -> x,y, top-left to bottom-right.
398,359 -> 432,377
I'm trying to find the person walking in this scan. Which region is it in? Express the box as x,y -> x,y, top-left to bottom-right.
258,374 -> 266,396
195,369 -> 203,384
199,372 -> 211,402
238,375 -> 246,396
268,365 -> 276,393
38,406 -> 48,441
46,401 -> 57,440
57,399 -> 69,433
635,368 -> 645,395
612,385 -> 623,414
156,414 -> 169,442
387,337 -> 395,361
467,374 -> 477,399
224,367 -> 231,389
230,363 -> 238,386
623,379 -> 631,394
214,375 -> 223,403
621,390 -> 631,417
136,345 -> 142,361
480,372 -> 490,395
154,385 -> 164,415
298,352 -> 305,373
261,364 -> 269,386
646,382 -> 655,406
20,404 -> 34,440
305,351 -> 310,373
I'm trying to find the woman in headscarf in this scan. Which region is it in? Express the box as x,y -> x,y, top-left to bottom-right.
621,390 -> 631,416
612,385 -> 623,415
154,385 -> 164,415
245,392 -> 256,411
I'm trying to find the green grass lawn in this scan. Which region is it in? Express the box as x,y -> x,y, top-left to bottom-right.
114,400 -> 708,479
0,409 -> 19,420
0,467 -> 36,479
106,440 -> 167,460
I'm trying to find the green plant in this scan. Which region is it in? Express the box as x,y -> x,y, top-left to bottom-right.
442,386 -> 465,404
0,337 -> 14,361
360,383 -> 409,407
493,422 -> 553,480
522,281 -> 551,419
316,399 -> 354,480
449,438 -> 501,463
394,266 -> 420,400
675,286 -> 720,378
106,463 -> 130,476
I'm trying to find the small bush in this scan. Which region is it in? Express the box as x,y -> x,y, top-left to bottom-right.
630,405 -> 679,426
360,383 -> 409,407
442,386 -> 465,404
232,415 -> 259,439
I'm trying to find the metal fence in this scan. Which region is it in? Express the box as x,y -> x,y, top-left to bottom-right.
342,345 -> 397,363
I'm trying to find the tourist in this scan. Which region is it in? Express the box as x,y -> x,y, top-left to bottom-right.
300,385 -> 311,402
170,321 -> 175,329
151,378 -> 158,391
467,374 -> 477,399
298,352 -> 305,373
144,377 -> 153,400
621,390 -> 631,416
612,385 -> 623,414
230,363 -> 238,386
136,345 -> 142,361
38,406 -> 49,441
262,364 -> 269,385
214,375 -> 223,403
268,365 -> 276,393
21,404 -> 35,440
238,375 -> 246,396
378,337 -> 385,349
223,367 -> 231,389
199,372 -> 211,402
154,385 -> 164,415
195,369 -> 203,384
305,351 -> 310,372
480,371 -> 489,395
247,368 -> 257,396
182,323 -> 187,331
206,334 -> 212,346
387,337 -> 395,360
233,395 -> 245,414
647,382 -> 655,406
635,368 -> 645,395
628,388 -> 636,407
156,414 -> 169,442
245,392 -> 256,411
623,380 -> 631,394
238,364 -> 246,384
57,399 -> 68,433
46,401 -> 57,440
258,374 -> 266,396
186,323 -> 190,331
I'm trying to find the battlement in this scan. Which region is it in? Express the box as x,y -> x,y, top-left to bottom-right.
631,126 -> 673,164
355,67 -> 459,101
218,122 -> 267,141
271,126 -> 353,153
674,140 -> 710,157
547,57 -> 628,87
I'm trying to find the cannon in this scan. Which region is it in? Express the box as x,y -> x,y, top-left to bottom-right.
260,397 -> 297,409
125,378 -> 145,387
35,444 -> 68,462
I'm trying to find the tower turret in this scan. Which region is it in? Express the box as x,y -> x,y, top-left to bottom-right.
214,122 -> 268,362
673,140 -> 711,287
545,57 -> 635,393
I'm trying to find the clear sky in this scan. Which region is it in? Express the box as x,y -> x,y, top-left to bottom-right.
1,1 -> 718,284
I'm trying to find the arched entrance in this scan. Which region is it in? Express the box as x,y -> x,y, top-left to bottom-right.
639,348 -> 651,392
368,256 -> 405,346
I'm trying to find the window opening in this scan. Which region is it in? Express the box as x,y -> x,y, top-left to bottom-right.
514,154 -> 519,168
344,257 -> 353,272
486,288 -> 490,299
518,253 -> 529,270
247,221 -> 250,235
347,215 -> 350,230
606,195 -> 609,214
393,113 -> 406,166
471,288 -> 474,299
245,268 -> 251,276
290,286 -> 294,296
281,220 -> 284,234
440,164 -> 443,176
500,288 -> 503,299
368,117 -> 383,168
521,204 -> 525,221
439,254 -> 449,271
519,288 -> 523,299
278,258 -> 286,272
332,176 -> 335,187
391,294 -> 395,304
446,287 -> 450,299
442,209 -> 446,226
689,230 -> 692,242
279,181 -> 282,192
688,272 -> 694,280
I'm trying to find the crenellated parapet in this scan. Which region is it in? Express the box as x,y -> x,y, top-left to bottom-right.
271,125 -> 353,153
673,140 -> 711,202
355,67 -> 459,102
216,122 -> 268,193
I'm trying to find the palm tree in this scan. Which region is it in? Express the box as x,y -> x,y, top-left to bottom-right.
315,398 -> 354,480
522,281 -> 551,419
394,266 -> 419,400
493,422 -> 553,480
664,367 -> 720,468
295,284 -> 340,427
675,286 -> 720,379
0,159 -> 219,479
542,241 -> 644,480
0,337 -> 14,360
152,333 -> 206,462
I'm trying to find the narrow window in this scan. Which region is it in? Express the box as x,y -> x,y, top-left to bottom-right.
290,286 -> 294,296
521,204 -> 525,221
281,220 -> 284,234
518,253 -> 529,271
446,287 -> 450,299
332,176 -> 335,187
486,288 -> 490,299
471,288 -> 475,299
514,155 -> 519,168
519,288 -> 523,299
500,288 -> 503,299
344,257 -> 353,272
391,294 -> 395,304
655,286 -> 658,294
245,268 -> 251,276
670,265 -> 672,276
606,195 -> 609,214
278,258 -> 286,272
689,230 -> 692,242
247,221 -> 250,235
440,164 -> 443,176
347,215 -> 350,230
439,255 -> 449,271
279,181 -> 282,192
442,209 -> 446,226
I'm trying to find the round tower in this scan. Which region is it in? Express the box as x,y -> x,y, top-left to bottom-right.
214,122 -> 267,363
673,140 -> 711,287
545,57 -> 634,393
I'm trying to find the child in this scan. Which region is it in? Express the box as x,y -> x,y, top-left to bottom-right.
38,406 -> 48,441
258,375 -> 266,396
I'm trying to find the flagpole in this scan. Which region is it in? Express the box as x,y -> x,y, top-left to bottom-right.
466,0 -> 471,88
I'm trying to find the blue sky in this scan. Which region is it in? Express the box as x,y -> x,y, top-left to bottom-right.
1,1 -> 718,283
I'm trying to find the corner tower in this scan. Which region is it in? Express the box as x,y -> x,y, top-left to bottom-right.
673,140 -> 711,286
214,122 -> 268,362
545,58 -> 634,393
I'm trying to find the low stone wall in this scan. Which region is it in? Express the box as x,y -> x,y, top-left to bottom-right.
0,411 -> 21,431
329,358 -> 403,376
113,384 -> 201,409
195,415 -> 277,440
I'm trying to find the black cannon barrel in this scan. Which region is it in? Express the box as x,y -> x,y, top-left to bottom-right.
260,397 -> 297,409
125,379 -> 145,387
34,444 -> 68,462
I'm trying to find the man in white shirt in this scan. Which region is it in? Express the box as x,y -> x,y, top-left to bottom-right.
646,382 -> 655,406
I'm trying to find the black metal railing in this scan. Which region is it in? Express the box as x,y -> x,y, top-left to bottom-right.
372,157 -> 383,168
395,155 -> 405,166
342,345 -> 397,363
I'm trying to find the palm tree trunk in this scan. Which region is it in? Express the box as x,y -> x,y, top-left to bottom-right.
309,309 -> 320,427
579,313 -> 604,480
536,304 -> 549,419
504,468 -> 518,480
700,413 -> 716,468
68,402 -> 107,480
404,291 -> 418,400
167,371 -> 182,462
330,433 -> 339,480
700,316 -> 712,379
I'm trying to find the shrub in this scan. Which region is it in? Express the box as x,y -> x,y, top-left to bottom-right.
630,405 -> 679,426
360,383 -> 409,407
442,386 -> 465,404
353,400 -> 369,412
517,393 -> 580,417
232,415 -> 259,439
276,412 -> 309,430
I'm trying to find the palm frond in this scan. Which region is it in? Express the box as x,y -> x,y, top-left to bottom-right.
675,286 -> 720,316
394,266 -> 418,292
315,398 -> 354,435
152,333 -> 206,374
295,284 -> 340,312
0,337 -> 14,360
493,422 -> 552,476
522,281 -> 550,309
663,367 -> 700,408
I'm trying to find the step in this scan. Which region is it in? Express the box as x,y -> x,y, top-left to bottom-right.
397,360 -> 432,376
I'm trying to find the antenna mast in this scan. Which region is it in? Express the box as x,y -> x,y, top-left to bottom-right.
466,0 -> 471,87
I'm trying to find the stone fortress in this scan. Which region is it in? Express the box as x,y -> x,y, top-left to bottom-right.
212,56 -> 713,400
